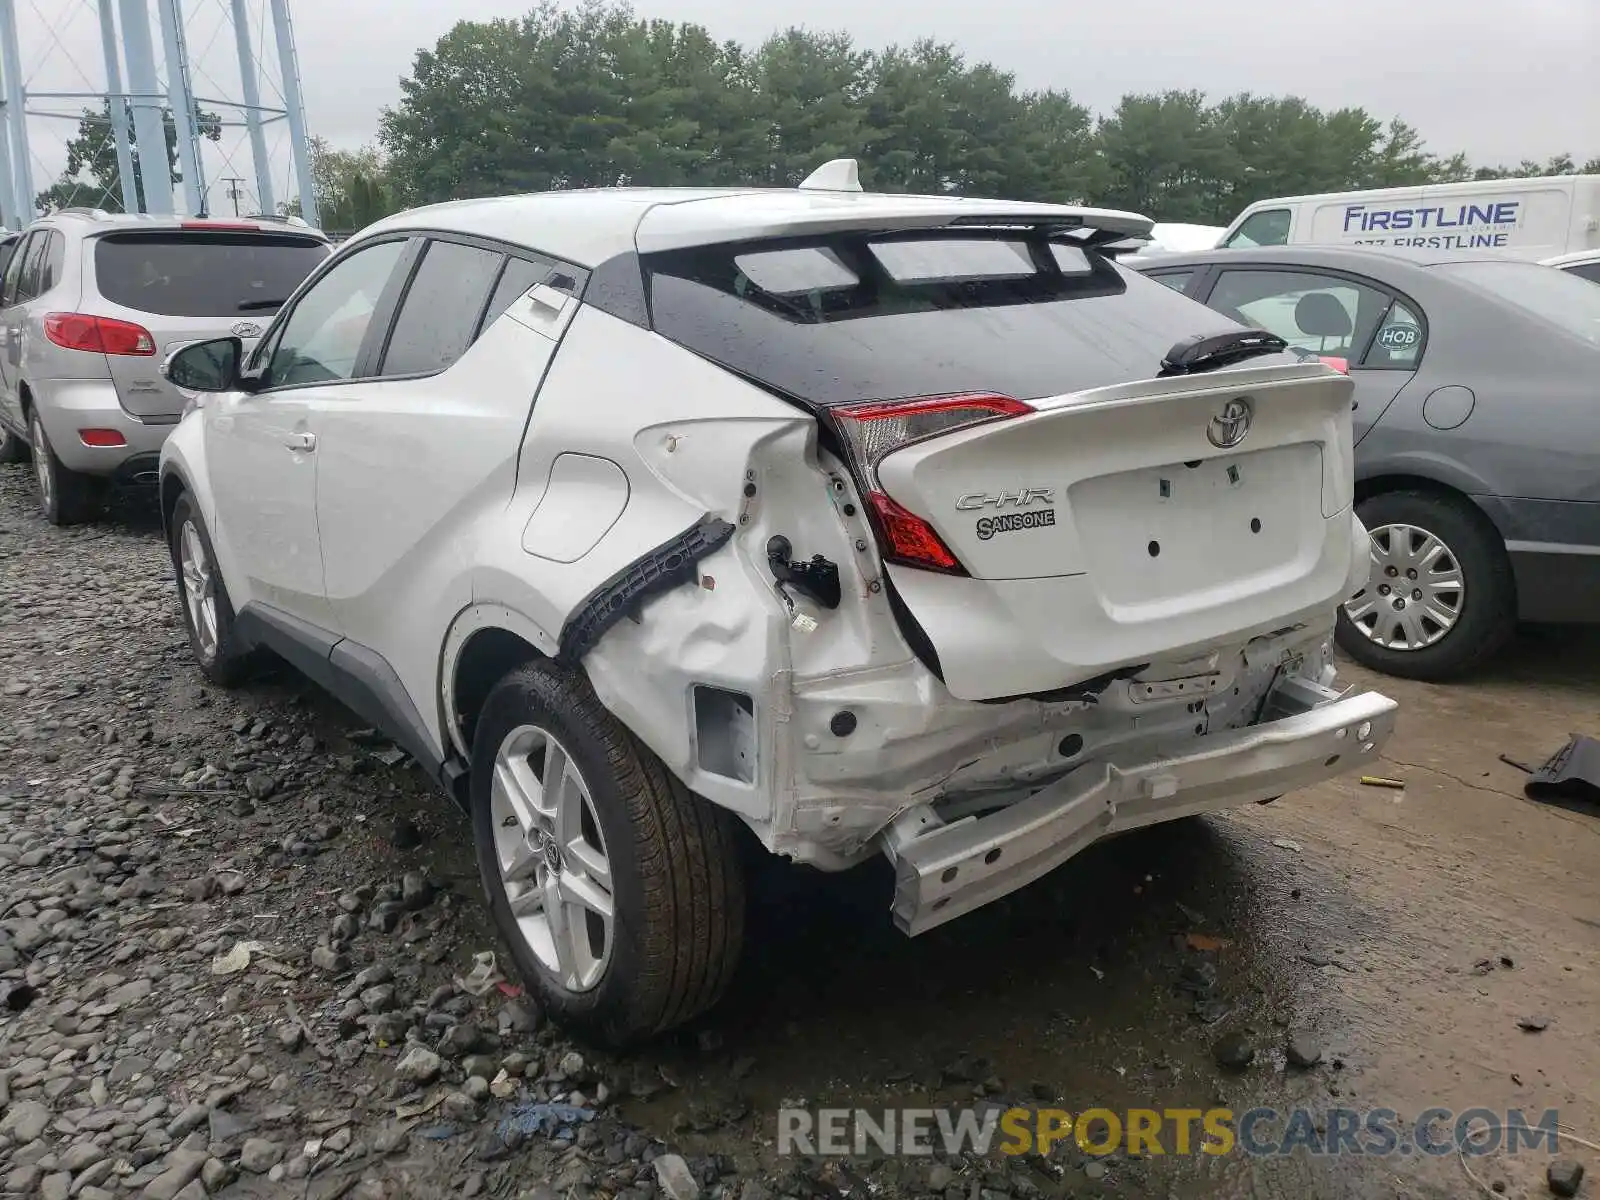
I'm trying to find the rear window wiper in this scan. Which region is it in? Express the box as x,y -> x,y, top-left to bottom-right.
1157,329 -> 1287,377
237,298 -> 287,311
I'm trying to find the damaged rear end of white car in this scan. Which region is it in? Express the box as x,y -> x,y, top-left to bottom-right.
458,192 -> 1397,1044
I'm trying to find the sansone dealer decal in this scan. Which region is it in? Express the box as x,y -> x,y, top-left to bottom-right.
976,510 -> 1057,540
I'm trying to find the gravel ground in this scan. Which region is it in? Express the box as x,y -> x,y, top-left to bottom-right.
3,460 -> 1597,1200
0,468 -> 726,1199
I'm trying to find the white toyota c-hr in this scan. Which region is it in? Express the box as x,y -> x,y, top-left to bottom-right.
157,161 -> 1397,1046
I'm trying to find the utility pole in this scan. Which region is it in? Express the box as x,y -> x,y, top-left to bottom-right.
220,176 -> 246,216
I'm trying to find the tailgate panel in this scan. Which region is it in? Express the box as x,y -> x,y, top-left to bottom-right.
1070,444 -> 1323,608
106,327 -> 262,420
873,363 -> 1359,700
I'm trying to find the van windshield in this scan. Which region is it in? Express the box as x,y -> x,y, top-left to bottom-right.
1224,209 -> 1291,248
1440,260 -> 1600,346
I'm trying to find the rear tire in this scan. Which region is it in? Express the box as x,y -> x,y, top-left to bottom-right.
29,410 -> 104,525
169,492 -> 255,687
470,660 -> 745,1048
1335,490 -> 1515,682
0,422 -> 26,463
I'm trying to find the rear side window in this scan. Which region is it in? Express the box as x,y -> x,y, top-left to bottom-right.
14,234 -> 48,304
0,238 -> 18,281
1146,270 -> 1195,293
378,239 -> 505,376
94,232 -> 330,317
1364,299 -> 1426,369
480,256 -> 551,330
40,233 -> 65,293
1,233 -> 36,306
646,233 -> 1237,406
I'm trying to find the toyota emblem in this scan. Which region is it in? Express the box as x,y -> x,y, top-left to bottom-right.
230,321 -> 262,337
1207,398 -> 1253,449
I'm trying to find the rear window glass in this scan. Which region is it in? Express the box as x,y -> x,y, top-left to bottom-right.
1441,260 -> 1600,345
646,233 -> 1243,405
870,238 -> 1036,283
95,232 -> 330,317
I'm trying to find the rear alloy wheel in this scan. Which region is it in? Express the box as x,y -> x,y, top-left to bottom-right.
169,492 -> 255,686
470,660 -> 745,1048
29,410 -> 104,525
1336,490 -> 1515,681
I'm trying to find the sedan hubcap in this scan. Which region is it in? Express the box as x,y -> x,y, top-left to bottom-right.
1343,522 -> 1465,651
490,725 -> 614,992
31,421 -> 51,512
178,520 -> 219,661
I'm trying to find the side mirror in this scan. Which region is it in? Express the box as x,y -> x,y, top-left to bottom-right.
161,336 -> 243,393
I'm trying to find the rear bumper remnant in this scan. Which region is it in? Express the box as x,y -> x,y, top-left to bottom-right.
882,684 -> 1397,935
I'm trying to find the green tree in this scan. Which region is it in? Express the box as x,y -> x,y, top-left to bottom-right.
37,100 -> 221,213
745,29 -> 868,186
1471,152 -> 1596,179
379,3 -> 766,201
858,40 -> 1029,196
1011,89 -> 1103,204
287,136 -> 399,231
1095,91 -> 1240,223
374,2 -> 1598,221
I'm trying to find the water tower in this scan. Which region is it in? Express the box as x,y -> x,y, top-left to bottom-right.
0,0 -> 318,228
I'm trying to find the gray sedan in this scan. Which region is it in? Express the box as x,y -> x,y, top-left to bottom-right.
1130,245 -> 1600,681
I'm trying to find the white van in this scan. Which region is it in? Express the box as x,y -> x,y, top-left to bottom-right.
1219,175 -> 1600,261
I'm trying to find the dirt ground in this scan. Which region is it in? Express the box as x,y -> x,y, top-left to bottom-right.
1,466 -> 1597,1200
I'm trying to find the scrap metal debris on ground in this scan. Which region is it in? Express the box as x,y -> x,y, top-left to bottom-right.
1523,734 -> 1600,809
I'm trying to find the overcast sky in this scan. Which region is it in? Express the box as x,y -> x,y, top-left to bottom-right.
19,0 -> 1600,212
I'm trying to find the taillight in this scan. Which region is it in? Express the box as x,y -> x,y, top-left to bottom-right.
180,220 -> 260,232
1318,355 -> 1350,374
829,393 -> 1034,575
44,313 -> 156,357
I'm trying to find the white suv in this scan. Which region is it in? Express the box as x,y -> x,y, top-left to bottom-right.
158,163 -> 1397,1046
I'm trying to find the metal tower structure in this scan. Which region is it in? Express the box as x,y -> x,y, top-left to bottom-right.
1,0 -> 318,229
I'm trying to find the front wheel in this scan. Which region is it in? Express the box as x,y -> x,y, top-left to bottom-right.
1336,490 -> 1515,681
169,492 -> 255,686
470,660 -> 746,1048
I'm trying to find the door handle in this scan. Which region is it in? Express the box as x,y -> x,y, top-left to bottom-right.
284,431 -> 316,452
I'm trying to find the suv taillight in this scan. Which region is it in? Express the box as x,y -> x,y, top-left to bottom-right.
44,313 -> 156,357
829,393 -> 1034,575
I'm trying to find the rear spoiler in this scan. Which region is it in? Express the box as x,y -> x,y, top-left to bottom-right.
635,195 -> 1154,255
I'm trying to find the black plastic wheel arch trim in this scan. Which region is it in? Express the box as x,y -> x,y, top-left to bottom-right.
557,514 -> 737,666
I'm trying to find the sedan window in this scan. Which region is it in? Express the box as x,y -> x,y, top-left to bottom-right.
1560,261 -> 1600,285
1364,299 -> 1426,369
1208,269 -> 1388,361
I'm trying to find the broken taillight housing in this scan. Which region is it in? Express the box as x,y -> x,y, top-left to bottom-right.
829,393 -> 1034,574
